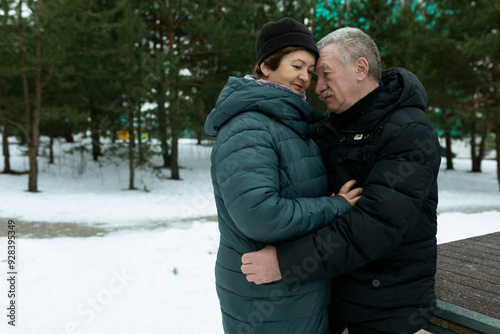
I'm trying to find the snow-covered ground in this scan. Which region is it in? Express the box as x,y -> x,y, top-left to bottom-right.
0,137 -> 499,334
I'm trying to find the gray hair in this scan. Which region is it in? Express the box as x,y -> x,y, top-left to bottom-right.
317,27 -> 381,81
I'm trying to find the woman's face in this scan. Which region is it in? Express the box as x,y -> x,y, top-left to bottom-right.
260,50 -> 316,94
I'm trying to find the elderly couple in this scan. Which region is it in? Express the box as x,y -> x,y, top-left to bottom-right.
204,17 -> 440,334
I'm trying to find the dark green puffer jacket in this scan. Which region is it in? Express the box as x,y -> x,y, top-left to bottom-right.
205,76 -> 351,334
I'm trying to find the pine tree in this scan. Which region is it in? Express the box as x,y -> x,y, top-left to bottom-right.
14,0 -> 44,192
427,0 -> 500,182
0,0 -> 20,174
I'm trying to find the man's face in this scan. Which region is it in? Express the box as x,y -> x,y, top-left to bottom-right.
314,43 -> 362,114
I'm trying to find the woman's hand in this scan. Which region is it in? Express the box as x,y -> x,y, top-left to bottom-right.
332,179 -> 363,206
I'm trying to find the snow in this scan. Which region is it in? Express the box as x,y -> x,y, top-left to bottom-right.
0,137 -> 499,334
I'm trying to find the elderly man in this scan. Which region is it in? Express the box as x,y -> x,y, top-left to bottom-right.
241,27 -> 441,334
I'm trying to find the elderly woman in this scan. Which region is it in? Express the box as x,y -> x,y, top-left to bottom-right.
204,17 -> 362,333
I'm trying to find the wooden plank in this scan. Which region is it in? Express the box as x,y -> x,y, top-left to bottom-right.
445,242 -> 500,258
442,232 -> 500,248
436,269 -> 500,296
437,258 -> 500,283
437,248 -> 500,270
437,252 -> 500,275
464,232 -> 500,245
440,240 -> 500,258
436,255 -> 500,285
467,239 -> 500,251
434,232 -> 500,323
440,242 -> 500,260
434,279 -> 500,319
429,316 -> 483,334
472,232 -> 500,244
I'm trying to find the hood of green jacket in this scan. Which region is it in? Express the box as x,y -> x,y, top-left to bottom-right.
204,76 -> 323,139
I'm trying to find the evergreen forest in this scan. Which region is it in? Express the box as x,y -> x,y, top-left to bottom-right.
1,0 -> 499,191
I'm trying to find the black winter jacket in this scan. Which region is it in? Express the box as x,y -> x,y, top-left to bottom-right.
276,68 -> 441,333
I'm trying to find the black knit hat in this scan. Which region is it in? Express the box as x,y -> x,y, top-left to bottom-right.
255,17 -> 319,65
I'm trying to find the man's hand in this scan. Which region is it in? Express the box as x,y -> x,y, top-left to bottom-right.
241,245 -> 282,285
